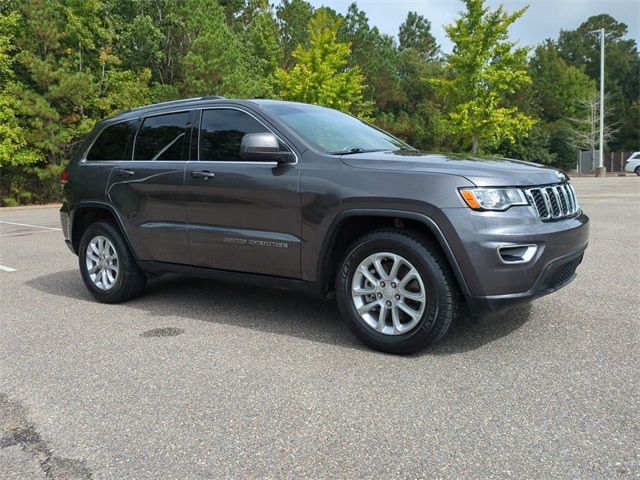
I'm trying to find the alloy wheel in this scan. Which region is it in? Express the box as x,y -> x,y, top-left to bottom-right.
351,252 -> 426,335
85,235 -> 119,291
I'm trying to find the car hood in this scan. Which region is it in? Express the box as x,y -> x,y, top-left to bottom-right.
340,151 -> 567,187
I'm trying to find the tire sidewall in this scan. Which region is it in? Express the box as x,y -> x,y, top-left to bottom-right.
337,235 -> 445,352
78,222 -> 127,301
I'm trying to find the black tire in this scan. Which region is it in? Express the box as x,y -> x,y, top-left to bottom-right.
78,220 -> 146,303
635,166 -> 640,176
335,229 -> 459,355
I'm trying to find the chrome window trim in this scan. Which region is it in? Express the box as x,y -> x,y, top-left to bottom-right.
195,106 -> 299,166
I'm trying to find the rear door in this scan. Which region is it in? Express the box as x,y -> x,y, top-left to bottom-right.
185,107 -> 302,278
106,110 -> 193,264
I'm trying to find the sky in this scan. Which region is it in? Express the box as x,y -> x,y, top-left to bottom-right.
306,0 -> 640,52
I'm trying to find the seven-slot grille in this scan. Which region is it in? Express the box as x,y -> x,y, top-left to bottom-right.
525,183 -> 579,221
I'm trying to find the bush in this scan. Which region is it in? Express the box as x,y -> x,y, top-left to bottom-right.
0,164 -> 65,206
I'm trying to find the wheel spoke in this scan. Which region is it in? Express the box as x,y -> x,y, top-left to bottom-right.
88,264 -> 100,275
359,266 -> 378,285
373,254 -> 388,280
391,306 -> 403,334
352,286 -> 375,297
400,268 -> 419,288
388,254 -> 403,281
397,301 -> 421,321
357,300 -> 381,316
376,303 -> 388,331
400,288 -> 425,302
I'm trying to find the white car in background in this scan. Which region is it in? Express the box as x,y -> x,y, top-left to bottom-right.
624,152 -> 640,175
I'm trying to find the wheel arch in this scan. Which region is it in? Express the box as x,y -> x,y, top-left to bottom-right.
317,209 -> 472,301
71,202 -> 136,257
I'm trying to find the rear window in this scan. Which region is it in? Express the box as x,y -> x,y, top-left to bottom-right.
86,120 -> 137,161
134,112 -> 190,161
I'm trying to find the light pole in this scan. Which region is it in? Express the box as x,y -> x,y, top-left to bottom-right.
590,28 -> 606,177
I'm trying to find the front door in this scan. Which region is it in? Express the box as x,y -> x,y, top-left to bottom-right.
185,108 -> 301,278
106,110 -> 192,264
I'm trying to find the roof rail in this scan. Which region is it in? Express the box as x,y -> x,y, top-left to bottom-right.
116,96 -> 226,116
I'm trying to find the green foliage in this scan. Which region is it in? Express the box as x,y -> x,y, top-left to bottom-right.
530,41 -> 595,121
0,9 -> 41,167
497,123 -> 556,165
432,0 -> 535,153
556,15 -> 640,150
275,0 -> 314,70
275,9 -> 371,117
182,0 -> 262,98
1,0 -> 639,204
339,3 -> 402,112
398,11 -> 439,60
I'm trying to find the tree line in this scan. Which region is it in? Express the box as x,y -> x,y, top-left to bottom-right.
0,0 -> 638,205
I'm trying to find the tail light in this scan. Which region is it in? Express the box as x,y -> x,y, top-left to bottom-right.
60,170 -> 69,185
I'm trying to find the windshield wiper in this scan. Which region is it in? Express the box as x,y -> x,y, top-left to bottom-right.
329,147 -> 388,155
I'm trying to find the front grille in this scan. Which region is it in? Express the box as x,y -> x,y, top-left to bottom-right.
525,183 -> 580,221
541,254 -> 583,291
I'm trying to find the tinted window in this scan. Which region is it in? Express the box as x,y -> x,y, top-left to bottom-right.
86,120 -> 136,161
134,112 -> 189,161
199,109 -> 270,161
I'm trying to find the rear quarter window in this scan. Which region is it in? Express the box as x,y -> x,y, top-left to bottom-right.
86,120 -> 137,161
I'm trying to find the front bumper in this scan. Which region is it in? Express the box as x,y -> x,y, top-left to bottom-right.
466,248 -> 585,319
437,204 -> 589,319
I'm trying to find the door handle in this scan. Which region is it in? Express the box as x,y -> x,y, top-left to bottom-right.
115,169 -> 135,177
191,170 -> 215,180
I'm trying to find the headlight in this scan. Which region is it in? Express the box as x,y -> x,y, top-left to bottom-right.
459,187 -> 528,211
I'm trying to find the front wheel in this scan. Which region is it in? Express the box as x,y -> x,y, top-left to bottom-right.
335,229 -> 459,354
78,220 -> 146,303
635,166 -> 640,176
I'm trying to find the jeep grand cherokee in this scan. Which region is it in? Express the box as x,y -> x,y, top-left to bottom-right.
60,97 -> 589,354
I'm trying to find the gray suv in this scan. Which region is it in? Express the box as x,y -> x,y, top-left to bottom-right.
60,97 -> 589,354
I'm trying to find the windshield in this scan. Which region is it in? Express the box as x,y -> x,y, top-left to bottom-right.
258,102 -> 413,154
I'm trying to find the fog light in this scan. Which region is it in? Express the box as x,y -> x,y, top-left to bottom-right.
497,244 -> 538,264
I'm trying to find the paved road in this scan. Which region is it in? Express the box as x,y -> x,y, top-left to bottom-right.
1,178 -> 638,479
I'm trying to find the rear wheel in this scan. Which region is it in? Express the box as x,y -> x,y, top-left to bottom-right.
78,221 -> 146,303
335,229 -> 459,354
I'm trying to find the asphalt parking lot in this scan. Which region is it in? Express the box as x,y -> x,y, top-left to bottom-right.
0,177 -> 638,479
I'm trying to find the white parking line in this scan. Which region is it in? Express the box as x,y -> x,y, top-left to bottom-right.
0,230 -> 61,237
0,265 -> 16,272
0,220 -> 62,231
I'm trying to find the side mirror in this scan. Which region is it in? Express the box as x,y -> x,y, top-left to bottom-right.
240,133 -> 294,163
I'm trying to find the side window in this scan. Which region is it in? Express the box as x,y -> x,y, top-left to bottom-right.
86,120 -> 136,161
134,112 -> 190,161
199,109 -> 271,161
